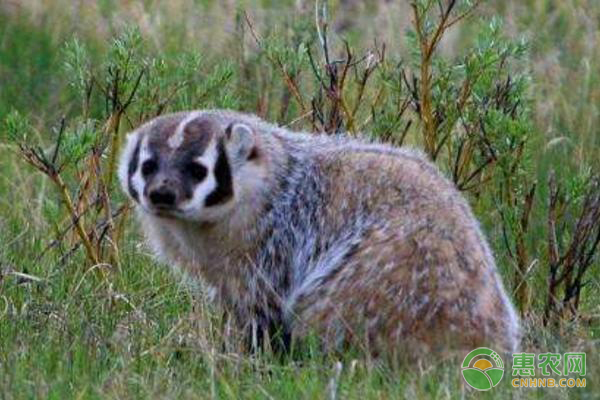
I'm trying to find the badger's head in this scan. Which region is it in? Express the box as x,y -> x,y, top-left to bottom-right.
118,111 -> 266,223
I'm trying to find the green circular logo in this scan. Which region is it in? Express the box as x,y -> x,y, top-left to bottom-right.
461,347 -> 505,391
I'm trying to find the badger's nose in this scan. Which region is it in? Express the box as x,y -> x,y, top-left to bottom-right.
148,186 -> 176,207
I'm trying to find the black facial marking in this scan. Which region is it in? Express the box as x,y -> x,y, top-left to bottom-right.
173,145 -> 210,200
127,137 -> 141,201
204,139 -> 233,207
141,159 -> 158,177
247,146 -> 259,161
185,162 -> 208,182
224,122 -> 233,139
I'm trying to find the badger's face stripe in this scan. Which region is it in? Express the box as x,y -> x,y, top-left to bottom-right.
204,139 -> 233,207
127,136 -> 142,201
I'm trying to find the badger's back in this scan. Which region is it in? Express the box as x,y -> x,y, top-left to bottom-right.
267,138 -> 520,356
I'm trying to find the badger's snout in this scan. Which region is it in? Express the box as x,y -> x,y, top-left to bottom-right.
146,176 -> 181,209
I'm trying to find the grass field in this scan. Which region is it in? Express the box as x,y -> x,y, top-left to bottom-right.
0,1 -> 599,399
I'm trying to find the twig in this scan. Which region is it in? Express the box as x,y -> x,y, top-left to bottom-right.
244,12 -> 308,115
51,117 -> 66,166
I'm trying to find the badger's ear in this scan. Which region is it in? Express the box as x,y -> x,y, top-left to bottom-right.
225,122 -> 257,161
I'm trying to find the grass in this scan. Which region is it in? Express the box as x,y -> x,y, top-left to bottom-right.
0,1 -> 599,399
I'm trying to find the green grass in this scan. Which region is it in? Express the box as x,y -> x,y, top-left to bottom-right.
0,1 -> 599,399
1,247 -> 597,398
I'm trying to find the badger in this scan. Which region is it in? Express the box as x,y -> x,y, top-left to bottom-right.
118,109 -> 520,358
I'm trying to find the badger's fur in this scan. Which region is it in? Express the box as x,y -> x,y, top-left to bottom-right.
118,109 -> 520,357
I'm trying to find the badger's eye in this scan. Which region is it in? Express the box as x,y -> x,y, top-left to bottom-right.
141,159 -> 158,177
186,162 -> 207,181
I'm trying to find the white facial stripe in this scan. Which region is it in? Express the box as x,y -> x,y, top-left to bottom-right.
180,141 -> 219,214
168,111 -> 201,150
118,130 -> 140,194
132,134 -> 152,208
